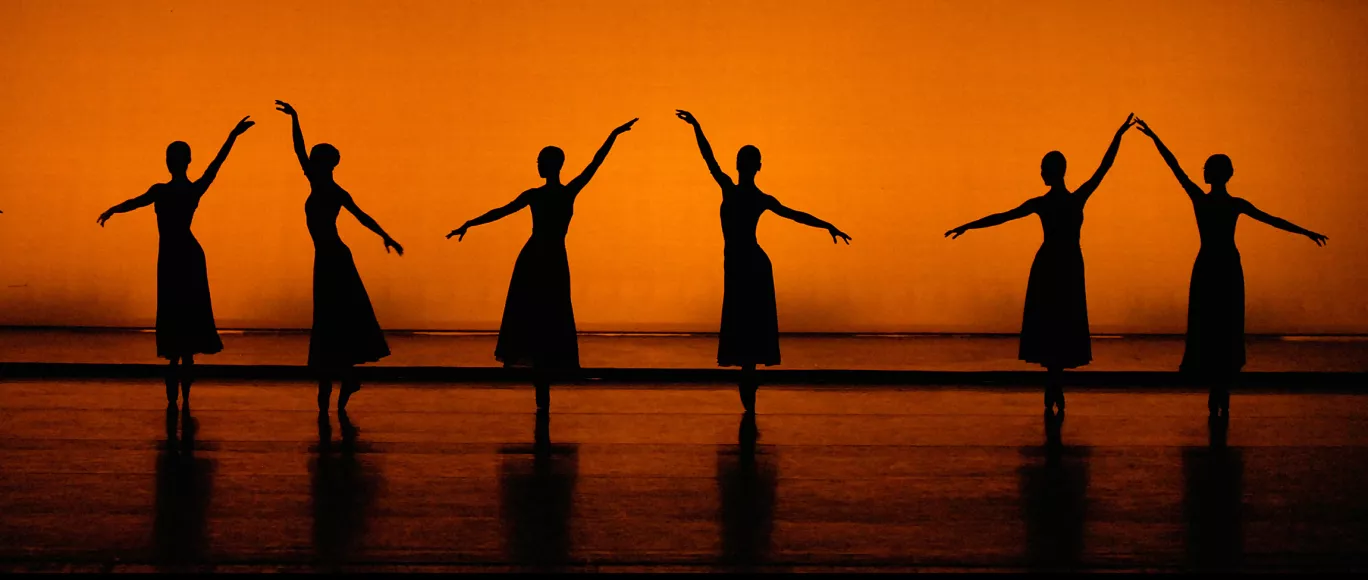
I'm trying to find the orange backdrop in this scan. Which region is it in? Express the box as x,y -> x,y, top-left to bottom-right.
0,0 -> 1363,333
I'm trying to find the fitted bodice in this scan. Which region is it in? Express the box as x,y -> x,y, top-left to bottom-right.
1035,192 -> 1084,246
153,181 -> 204,243
528,186 -> 575,242
720,186 -> 772,250
1192,193 -> 1240,252
305,182 -> 345,247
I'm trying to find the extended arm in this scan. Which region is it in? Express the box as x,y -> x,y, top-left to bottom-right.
196,116 -> 255,189
944,199 -> 1037,239
275,101 -> 310,175
567,118 -> 638,193
98,187 -> 157,226
768,197 -> 851,244
1134,118 -> 1203,199
675,110 -> 734,189
1076,113 -> 1136,202
339,190 -> 403,255
1237,199 -> 1328,246
446,191 -> 533,241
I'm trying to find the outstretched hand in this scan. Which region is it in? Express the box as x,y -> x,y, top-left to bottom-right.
1307,231 -> 1329,247
613,118 -> 639,135
274,100 -> 297,116
675,110 -> 699,126
231,116 -> 255,136
1134,116 -> 1155,138
384,237 -> 404,256
446,224 -> 470,241
944,226 -> 967,240
828,226 -> 852,245
97,210 -> 113,227
1120,112 -> 1137,132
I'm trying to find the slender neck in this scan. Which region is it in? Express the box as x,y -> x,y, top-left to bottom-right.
739,174 -> 756,187
169,171 -> 190,183
1209,183 -> 1229,195
544,174 -> 562,186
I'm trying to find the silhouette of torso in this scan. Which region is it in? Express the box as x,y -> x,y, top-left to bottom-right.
1192,193 -> 1240,253
720,185 -> 773,251
1034,191 -> 1084,247
528,185 -> 575,243
153,181 -> 207,244
305,180 -> 347,249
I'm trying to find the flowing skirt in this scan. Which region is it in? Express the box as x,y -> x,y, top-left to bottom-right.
718,244 -> 781,367
1180,248 -> 1246,376
496,237 -> 580,369
156,237 -> 223,359
1019,242 -> 1092,369
309,243 -> 390,369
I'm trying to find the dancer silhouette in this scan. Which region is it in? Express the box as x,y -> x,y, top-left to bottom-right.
1134,118 -> 1327,417
946,114 -> 1136,414
448,118 -> 638,410
98,116 -> 254,406
276,101 -> 403,413
675,110 -> 851,413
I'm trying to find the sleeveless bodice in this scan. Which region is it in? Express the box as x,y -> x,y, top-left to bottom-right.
720,187 -> 769,249
154,182 -> 201,243
529,187 -> 575,241
1193,194 -> 1239,252
305,183 -> 345,247
1036,192 -> 1084,246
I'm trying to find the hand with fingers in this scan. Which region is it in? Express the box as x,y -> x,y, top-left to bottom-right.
231,116 -> 255,136
1134,116 -> 1155,138
828,226 -> 852,245
1306,231 -> 1329,246
275,100 -> 297,116
675,109 -> 699,126
446,224 -> 470,241
613,118 -> 639,135
944,225 -> 968,239
384,236 -> 404,256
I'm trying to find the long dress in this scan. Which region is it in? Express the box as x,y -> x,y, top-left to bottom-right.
1179,193 -> 1245,376
1018,192 -> 1092,369
153,181 -> 223,360
495,186 -> 580,369
305,181 -> 391,370
717,187 -> 781,368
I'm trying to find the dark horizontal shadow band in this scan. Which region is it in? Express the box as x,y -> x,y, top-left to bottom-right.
0,363 -> 1364,390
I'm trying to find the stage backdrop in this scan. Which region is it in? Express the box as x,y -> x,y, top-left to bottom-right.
0,0 -> 1364,333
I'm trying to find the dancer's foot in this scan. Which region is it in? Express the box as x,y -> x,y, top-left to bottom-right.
739,385 -> 757,414
179,381 -> 192,408
317,384 -> 331,413
165,379 -> 178,405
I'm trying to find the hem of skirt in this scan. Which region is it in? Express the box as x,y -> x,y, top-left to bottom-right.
495,355 -> 581,370
717,360 -> 781,368
308,351 -> 391,369
1020,357 -> 1091,370
157,346 -> 224,360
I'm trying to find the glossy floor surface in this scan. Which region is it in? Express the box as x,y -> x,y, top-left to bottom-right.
1,380 -> 1365,572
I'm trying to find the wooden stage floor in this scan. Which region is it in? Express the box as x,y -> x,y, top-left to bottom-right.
1,380 -> 1365,572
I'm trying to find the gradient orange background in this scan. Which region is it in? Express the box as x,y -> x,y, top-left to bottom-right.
0,0 -> 1363,333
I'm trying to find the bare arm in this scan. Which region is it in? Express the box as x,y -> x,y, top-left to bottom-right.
567,118 -> 638,194
446,191 -> 534,241
195,116 -> 255,190
944,199 -> 1037,239
766,196 -> 851,244
1237,198 -> 1328,246
275,101 -> 310,176
1134,118 -> 1204,200
675,110 -> 734,189
339,189 -> 403,255
1075,113 -> 1136,203
98,186 -> 158,226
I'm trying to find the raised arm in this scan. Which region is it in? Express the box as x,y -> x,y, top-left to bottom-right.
567,118 -> 638,194
1075,113 -> 1136,203
97,186 -> 158,226
195,116 -> 255,189
275,100 -> 310,175
1134,117 -> 1204,199
675,110 -> 734,189
944,198 -> 1038,239
338,189 -> 403,255
1236,198 -> 1328,246
764,196 -> 851,244
446,190 -> 534,241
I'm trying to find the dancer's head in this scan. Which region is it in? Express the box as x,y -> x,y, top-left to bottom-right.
310,144 -> 340,173
538,146 -> 565,178
1204,154 -> 1233,186
1040,151 -> 1067,187
737,145 -> 762,179
165,141 -> 191,175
